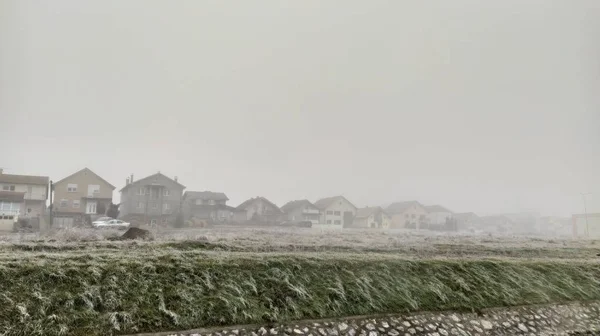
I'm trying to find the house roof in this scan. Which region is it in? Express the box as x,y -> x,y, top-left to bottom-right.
424,205 -> 452,213
0,191 -> 26,202
120,172 -> 186,192
280,199 -> 317,213
183,191 -> 229,201
236,196 -> 283,213
355,206 -> 386,218
314,196 -> 356,210
0,172 -> 49,186
54,168 -> 115,189
386,201 -> 423,214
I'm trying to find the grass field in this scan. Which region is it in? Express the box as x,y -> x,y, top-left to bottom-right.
0,227 -> 598,335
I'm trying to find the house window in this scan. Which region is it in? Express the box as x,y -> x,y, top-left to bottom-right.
163,203 -> 171,212
2,185 -> 15,191
334,211 -> 341,216
334,220 -> 341,225
195,199 -> 203,205
162,218 -> 168,224
72,200 -> 80,209
209,200 -> 215,205
67,184 -> 78,192
151,203 -> 158,209
137,188 -> 145,195
163,189 -> 170,196
137,202 -> 145,209
326,211 -> 334,215
150,219 -> 157,225
60,199 -> 68,207
88,185 -> 100,195
327,220 -> 332,224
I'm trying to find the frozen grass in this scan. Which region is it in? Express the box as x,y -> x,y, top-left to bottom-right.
0,227 -> 598,335
1,249 -> 599,336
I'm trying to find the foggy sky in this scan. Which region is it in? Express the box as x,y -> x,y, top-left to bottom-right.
1,1 -> 599,216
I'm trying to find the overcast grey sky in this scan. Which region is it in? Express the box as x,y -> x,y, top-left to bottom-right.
1,1 -> 599,216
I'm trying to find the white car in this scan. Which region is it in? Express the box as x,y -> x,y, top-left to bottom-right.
92,219 -> 130,230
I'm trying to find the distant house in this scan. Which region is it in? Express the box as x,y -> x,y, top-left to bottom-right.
182,191 -> 237,223
53,168 -> 115,226
352,207 -> 391,229
424,205 -> 453,225
0,168 -> 49,219
119,172 -> 185,226
504,212 -> 540,234
314,196 -> 357,227
480,215 -> 515,233
453,212 -> 482,231
386,201 -> 427,229
280,199 -> 320,225
235,196 -> 283,223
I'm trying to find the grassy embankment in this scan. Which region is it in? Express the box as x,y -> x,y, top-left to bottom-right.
1,242 -> 599,336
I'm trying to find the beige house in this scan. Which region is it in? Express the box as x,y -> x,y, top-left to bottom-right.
0,168 -> 49,219
53,168 -> 115,226
386,201 -> 427,229
119,172 -> 185,226
351,207 -> 391,229
235,196 -> 283,223
314,196 -> 357,227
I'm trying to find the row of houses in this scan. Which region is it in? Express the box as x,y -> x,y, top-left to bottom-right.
0,168 -> 592,236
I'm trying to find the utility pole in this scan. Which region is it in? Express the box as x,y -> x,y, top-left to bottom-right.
49,180 -> 54,228
581,193 -> 591,236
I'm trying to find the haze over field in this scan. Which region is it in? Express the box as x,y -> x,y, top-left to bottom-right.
1,1 -> 599,216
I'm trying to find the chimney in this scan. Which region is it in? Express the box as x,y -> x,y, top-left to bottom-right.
126,177 -> 130,185
130,174 -> 134,183
174,176 -> 178,182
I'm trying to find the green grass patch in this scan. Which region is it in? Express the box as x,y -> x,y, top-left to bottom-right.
0,252 -> 599,335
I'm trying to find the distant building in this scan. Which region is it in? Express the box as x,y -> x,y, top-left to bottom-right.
572,213 -> 600,238
424,205 -> 453,225
235,196 -> 283,223
314,196 -> 357,227
386,201 -> 427,229
352,207 -> 391,229
480,215 -> 515,233
53,168 -> 115,226
453,212 -> 482,231
119,172 -> 185,226
503,212 -> 540,234
182,191 -> 237,223
0,168 -> 49,219
280,199 -> 320,225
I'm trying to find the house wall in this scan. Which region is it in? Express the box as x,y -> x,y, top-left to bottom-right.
286,207 -> 320,224
54,170 -> 114,216
319,199 -> 356,226
119,175 -> 184,225
427,211 -> 453,225
353,213 -> 392,229
390,205 -> 427,229
0,183 -> 47,217
243,199 -> 281,221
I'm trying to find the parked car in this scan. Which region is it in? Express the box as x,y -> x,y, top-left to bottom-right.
92,217 -> 113,226
92,219 -> 130,230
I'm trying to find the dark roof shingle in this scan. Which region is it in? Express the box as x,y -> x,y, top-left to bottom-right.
280,199 -> 317,213
385,201 -> 422,214
0,173 -> 49,186
184,191 -> 228,201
